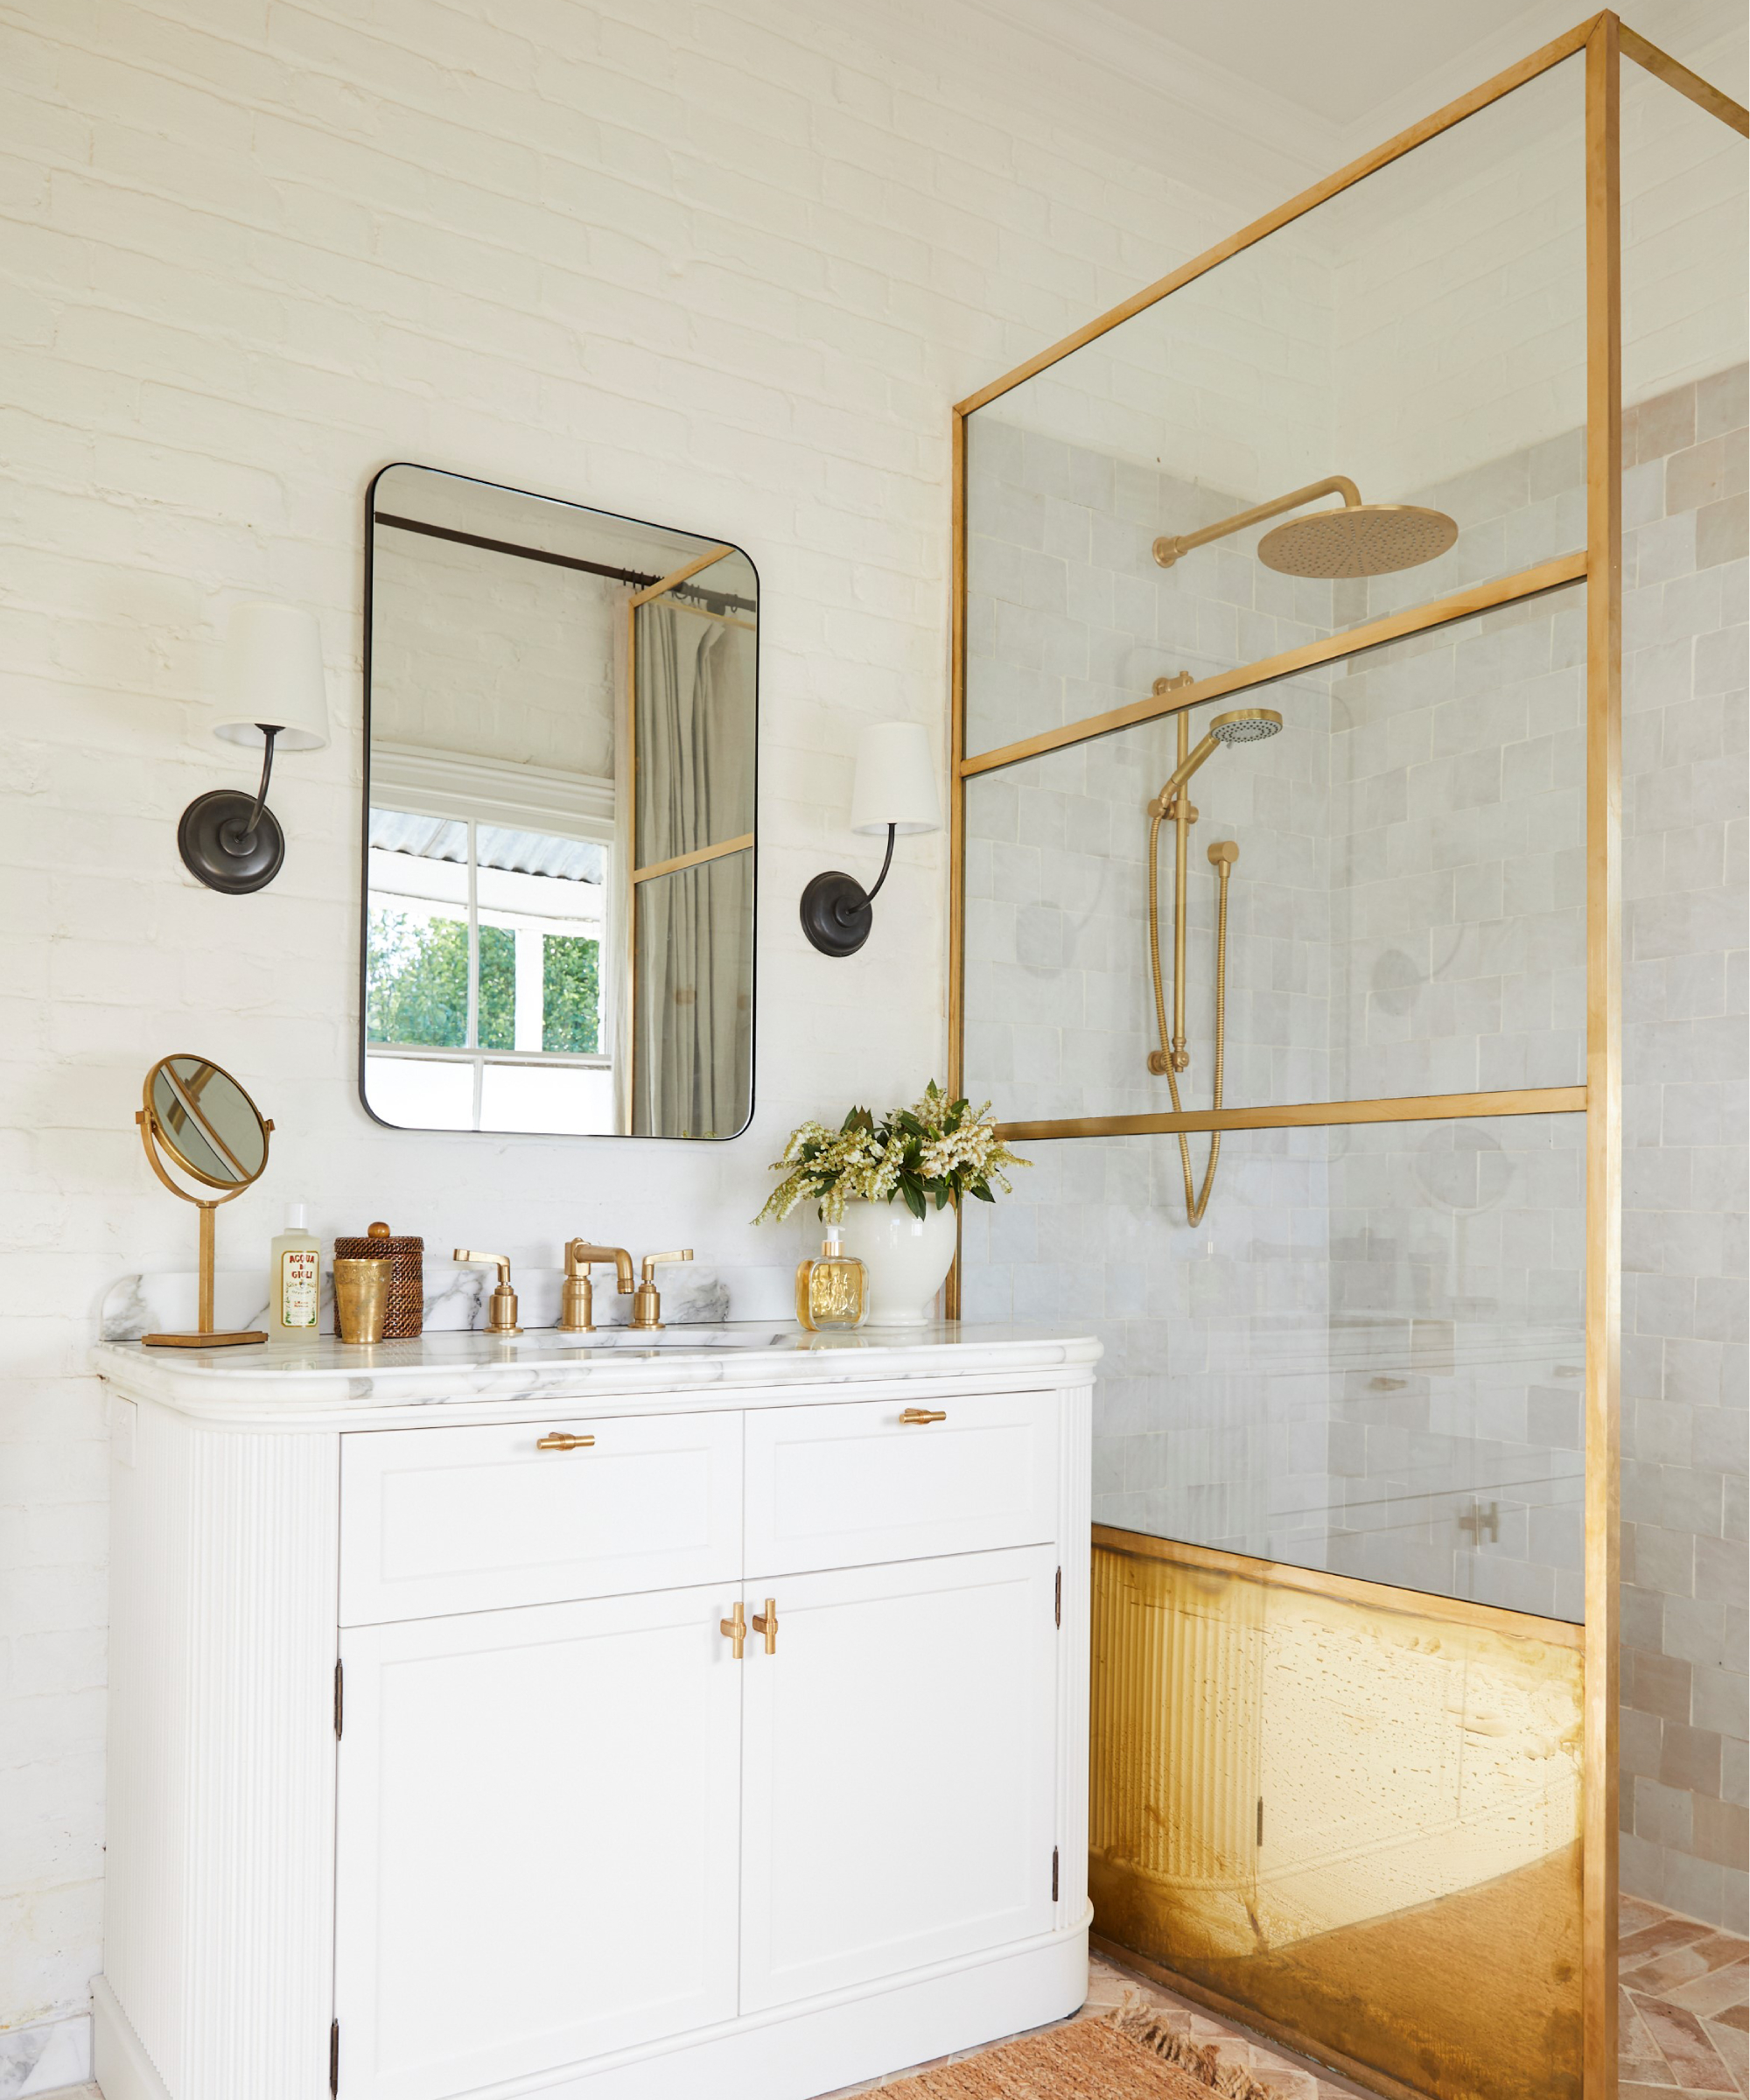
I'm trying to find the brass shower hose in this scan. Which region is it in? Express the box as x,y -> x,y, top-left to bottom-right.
1147,805 -> 1235,1228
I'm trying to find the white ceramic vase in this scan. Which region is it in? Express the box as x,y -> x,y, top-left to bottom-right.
836,1199 -> 957,1326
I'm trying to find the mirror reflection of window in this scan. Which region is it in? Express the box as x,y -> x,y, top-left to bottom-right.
366,813 -> 612,1133
360,465 -> 757,1140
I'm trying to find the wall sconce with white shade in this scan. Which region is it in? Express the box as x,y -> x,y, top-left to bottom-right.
178,602 -> 331,895
800,721 -> 941,957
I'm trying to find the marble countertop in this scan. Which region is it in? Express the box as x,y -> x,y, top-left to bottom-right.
91,1323 -> 1102,1427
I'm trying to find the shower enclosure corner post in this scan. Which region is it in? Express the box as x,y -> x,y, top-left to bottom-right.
1583,15 -> 1623,2098
946,401 -> 969,1322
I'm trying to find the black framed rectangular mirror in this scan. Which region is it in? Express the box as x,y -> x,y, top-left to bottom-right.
360,464 -> 757,1138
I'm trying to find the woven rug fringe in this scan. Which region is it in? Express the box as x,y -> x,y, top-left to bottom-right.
1109,2006 -> 1280,2100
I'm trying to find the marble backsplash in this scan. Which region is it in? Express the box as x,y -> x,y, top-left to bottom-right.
100,1258 -> 796,1341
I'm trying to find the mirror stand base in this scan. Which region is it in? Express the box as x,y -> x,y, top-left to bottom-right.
143,1330 -> 269,1349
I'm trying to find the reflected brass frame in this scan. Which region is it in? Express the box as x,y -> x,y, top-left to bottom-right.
945,18 -> 1747,2096
624,544 -> 738,1118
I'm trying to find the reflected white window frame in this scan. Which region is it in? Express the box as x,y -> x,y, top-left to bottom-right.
366,797 -> 612,1134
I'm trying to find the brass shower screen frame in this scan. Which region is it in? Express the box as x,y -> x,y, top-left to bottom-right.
943,18 -> 1748,2098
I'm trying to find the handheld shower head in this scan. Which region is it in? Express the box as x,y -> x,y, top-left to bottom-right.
1208,707 -> 1283,746
1158,708 -> 1283,804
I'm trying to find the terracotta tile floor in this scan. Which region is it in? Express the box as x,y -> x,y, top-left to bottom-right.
1619,1894 -> 1749,2096
46,1900 -> 1750,2099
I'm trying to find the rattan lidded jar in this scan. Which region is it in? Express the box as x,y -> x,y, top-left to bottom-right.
332,1221 -> 424,1338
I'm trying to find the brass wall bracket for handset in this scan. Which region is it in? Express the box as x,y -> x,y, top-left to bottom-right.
558,1242 -> 635,1333
453,1249 -> 521,1334
633,1249 -> 693,1330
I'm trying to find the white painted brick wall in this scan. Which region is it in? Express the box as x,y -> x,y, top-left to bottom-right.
0,0 -> 1264,2064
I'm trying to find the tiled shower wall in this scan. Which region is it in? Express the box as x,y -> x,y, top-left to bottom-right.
1616,367 -> 1748,1929
962,364 -> 1746,1928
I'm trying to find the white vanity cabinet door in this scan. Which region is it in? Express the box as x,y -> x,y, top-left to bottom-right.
738,1545 -> 1060,2013
333,1585 -> 741,2100
340,1411 -> 741,1624
744,1390 -> 1058,1575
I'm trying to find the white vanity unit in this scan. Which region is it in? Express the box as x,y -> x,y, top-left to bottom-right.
91,1324 -> 1096,2100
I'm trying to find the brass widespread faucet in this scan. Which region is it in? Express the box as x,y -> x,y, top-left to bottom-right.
633,1250 -> 692,1331
558,1242 -> 635,1334
453,1250 -> 521,1335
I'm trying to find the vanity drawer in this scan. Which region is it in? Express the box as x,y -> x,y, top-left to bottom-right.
340,1412 -> 742,1625
744,1390 -> 1059,1575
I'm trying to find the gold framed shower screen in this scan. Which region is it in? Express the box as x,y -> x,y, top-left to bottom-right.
944,18 -> 1748,2099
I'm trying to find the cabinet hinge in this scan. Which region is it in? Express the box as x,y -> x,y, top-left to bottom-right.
1051,1845 -> 1060,1902
330,2017 -> 340,2096
1054,1566 -> 1061,1628
334,1660 -> 344,1740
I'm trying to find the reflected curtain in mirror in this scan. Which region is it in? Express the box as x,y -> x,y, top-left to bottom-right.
626,556 -> 756,1138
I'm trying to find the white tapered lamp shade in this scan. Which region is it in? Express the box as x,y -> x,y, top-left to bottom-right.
179,602 -> 330,894
802,720 -> 941,956
850,721 -> 940,836
211,602 -> 331,752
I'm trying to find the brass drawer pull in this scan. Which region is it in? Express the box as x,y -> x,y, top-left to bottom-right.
720,1601 -> 746,1659
536,1432 -> 596,1452
752,1598 -> 779,1655
899,1408 -> 948,1425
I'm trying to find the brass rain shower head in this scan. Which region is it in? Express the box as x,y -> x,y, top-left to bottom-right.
1153,474 -> 1458,580
1257,503 -> 1458,578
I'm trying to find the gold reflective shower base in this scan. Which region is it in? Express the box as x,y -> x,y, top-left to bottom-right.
1091,1533 -> 1585,2100
1146,707 -> 1280,1224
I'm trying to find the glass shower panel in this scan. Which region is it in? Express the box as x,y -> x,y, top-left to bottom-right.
964,55 -> 1586,762
961,1112 -> 1586,1620
962,582 -> 1586,1124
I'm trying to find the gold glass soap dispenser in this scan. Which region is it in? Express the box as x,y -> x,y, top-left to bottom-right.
796,1226 -> 867,1332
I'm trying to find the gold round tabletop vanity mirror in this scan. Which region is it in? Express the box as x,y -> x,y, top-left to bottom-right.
136,1054 -> 274,1348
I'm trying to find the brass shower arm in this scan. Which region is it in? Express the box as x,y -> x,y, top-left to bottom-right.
1153,475 -> 1362,570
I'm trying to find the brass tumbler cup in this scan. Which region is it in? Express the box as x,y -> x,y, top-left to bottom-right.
333,1256 -> 394,1344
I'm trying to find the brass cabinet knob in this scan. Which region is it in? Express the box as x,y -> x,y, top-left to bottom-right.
751,1598 -> 779,1655
899,1408 -> 948,1425
720,1601 -> 746,1660
536,1432 -> 596,1452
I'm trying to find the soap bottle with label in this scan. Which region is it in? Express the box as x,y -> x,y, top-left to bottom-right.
795,1226 -> 867,1332
270,1203 -> 322,1342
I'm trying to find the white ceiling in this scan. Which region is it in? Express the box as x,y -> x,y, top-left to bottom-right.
1100,0 -> 1564,130
862,0 -> 1747,220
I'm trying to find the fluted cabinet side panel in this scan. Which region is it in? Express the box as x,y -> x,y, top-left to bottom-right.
106,1396 -> 197,2092
1055,1386 -> 1093,1927
104,1398 -> 340,2100
180,1424 -> 340,2100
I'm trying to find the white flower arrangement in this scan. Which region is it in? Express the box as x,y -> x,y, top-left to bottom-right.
755,1082 -> 1028,1226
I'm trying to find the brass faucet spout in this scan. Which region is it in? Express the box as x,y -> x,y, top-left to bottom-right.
566,1242 -> 634,1293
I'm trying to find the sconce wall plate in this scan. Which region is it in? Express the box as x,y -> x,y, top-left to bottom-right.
178,787 -> 286,895
800,867 -> 876,956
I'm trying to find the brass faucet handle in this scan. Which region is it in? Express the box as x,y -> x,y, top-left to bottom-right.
639,1248 -> 693,1282
452,1250 -> 521,1335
